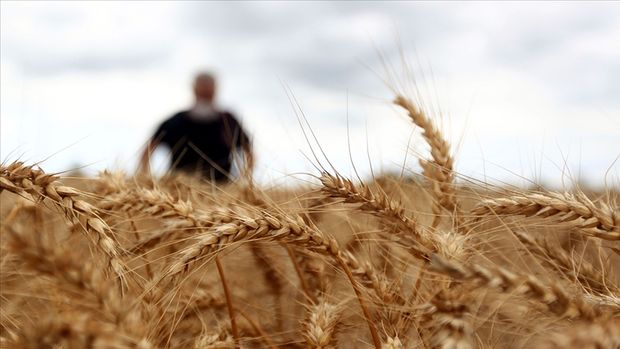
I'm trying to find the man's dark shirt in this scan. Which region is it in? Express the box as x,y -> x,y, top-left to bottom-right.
153,110 -> 250,181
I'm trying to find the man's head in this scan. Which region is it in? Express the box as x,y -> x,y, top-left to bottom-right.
193,72 -> 216,103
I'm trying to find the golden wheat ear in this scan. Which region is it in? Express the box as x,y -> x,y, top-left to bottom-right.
303,300 -> 343,349
428,289 -> 474,349
319,171 -> 434,252
427,252 -> 609,320
470,191 -> 620,240
514,230 -> 619,297
394,95 -> 463,231
0,162 -> 128,284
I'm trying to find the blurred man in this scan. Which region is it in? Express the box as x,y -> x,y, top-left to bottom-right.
139,72 -> 253,182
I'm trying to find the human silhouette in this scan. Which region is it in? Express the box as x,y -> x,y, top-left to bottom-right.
139,72 -> 253,182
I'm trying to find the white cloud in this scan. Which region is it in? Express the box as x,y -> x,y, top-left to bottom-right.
1,1 -> 618,188
1,2 -> 178,75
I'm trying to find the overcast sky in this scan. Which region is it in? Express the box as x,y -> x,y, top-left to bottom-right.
1,1 -> 619,188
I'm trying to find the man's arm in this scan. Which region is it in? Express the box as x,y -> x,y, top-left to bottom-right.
139,117 -> 172,175
224,113 -> 254,178
241,141 -> 254,177
138,138 -> 158,175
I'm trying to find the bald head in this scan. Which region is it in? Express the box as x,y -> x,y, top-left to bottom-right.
193,72 -> 216,102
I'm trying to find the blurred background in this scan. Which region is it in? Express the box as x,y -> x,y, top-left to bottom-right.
1,1 -> 619,188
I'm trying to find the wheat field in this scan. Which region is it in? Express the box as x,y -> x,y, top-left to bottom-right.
1,94 -> 618,349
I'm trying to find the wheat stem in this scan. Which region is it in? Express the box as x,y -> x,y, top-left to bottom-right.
215,256 -> 240,349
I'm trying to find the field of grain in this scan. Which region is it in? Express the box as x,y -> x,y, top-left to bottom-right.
1,94 -> 618,349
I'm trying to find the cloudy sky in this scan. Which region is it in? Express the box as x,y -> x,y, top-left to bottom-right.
1,1 -> 619,188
